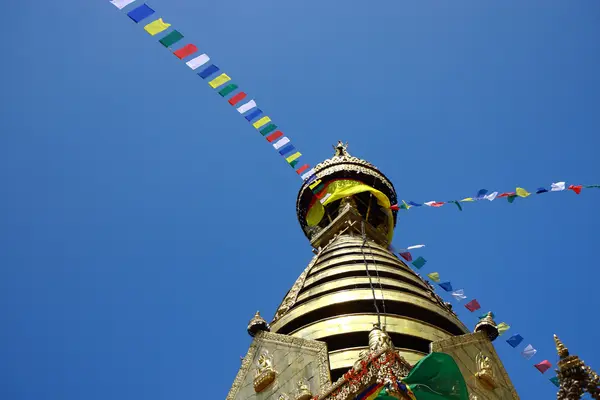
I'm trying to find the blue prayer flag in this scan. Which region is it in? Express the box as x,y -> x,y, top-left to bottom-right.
127,4 -> 155,23
198,64 -> 220,79
439,282 -> 453,292
536,187 -> 549,194
408,201 -> 422,207
245,109 -> 263,121
278,144 -> 296,156
506,334 -> 524,348
475,189 -> 488,199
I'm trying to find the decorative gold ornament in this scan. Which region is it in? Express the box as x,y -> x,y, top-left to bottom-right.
475,352 -> 498,390
294,379 -> 313,400
278,393 -> 290,400
474,312 -> 499,342
253,350 -> 277,393
247,311 -> 270,337
554,334 -> 600,399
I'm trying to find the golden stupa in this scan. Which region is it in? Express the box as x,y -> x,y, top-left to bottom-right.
227,142 -> 523,400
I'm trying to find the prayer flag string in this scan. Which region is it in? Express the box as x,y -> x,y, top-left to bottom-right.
108,1 -> 330,203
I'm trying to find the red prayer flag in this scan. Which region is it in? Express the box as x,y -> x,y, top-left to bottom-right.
173,44 -> 198,59
296,164 -> 310,175
465,299 -> 481,312
534,360 -> 552,374
431,202 -> 445,207
497,192 -> 515,198
266,131 -> 283,143
399,252 -> 412,262
568,184 -> 582,194
390,204 -> 400,211
228,92 -> 247,106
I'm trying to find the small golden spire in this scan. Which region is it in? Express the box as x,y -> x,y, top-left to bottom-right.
554,334 -> 569,358
474,312 -> 499,342
247,311 -> 270,337
332,140 -> 350,157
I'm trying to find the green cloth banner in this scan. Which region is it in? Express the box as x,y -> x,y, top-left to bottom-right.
403,352 -> 469,400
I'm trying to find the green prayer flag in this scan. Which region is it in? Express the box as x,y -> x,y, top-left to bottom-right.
478,312 -> 495,320
507,195 -> 517,203
289,159 -> 299,168
403,352 -> 469,400
375,386 -> 398,399
218,84 -> 238,97
584,184 -> 600,189
159,30 -> 184,47
550,376 -> 560,387
448,200 -> 463,211
412,256 -> 427,269
260,124 -> 277,136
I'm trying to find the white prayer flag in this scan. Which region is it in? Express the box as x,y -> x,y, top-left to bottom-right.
237,100 -> 257,114
186,54 -> 210,70
551,182 -> 566,191
484,192 -> 498,201
273,137 -> 290,149
319,193 -> 332,204
407,244 -> 425,250
301,169 -> 316,181
451,289 -> 467,302
110,0 -> 136,9
522,344 -> 537,360
424,201 -> 435,206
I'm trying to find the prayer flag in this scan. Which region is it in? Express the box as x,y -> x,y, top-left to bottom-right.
516,187 -> 531,197
160,30 -> 184,48
497,192 -> 514,198
461,197 -> 475,202
465,299 -> 480,312
484,192 -> 498,201
301,169 -> 315,181
534,360 -> 552,374
266,131 -> 283,143
286,152 -> 301,163
237,100 -> 257,114
273,137 -> 290,149
389,204 -> 400,211
228,92 -> 247,106
448,200 -> 463,211
451,289 -> 467,302
186,54 -> 210,69
408,201 -> 422,207
296,165 -> 310,175
507,195 -> 517,203
173,44 -> 198,59
403,353 -> 469,400
110,0 -> 136,9
208,73 -> 231,89
551,182 -> 566,191
402,200 -> 412,210
260,124 -> 277,136
278,144 -> 295,156
412,256 -> 427,269
439,282 -> 453,292
550,377 -> 560,387
479,311 -> 494,319
522,344 -> 537,360
536,187 -> 548,194
245,109 -> 263,121
399,252 -> 412,262
218,84 -> 237,97
198,64 -> 219,79
585,184 -> 600,188
127,4 -> 155,23
497,322 -> 510,335
144,18 -> 170,36
427,272 -> 440,282
476,189 -> 488,199
424,201 -> 445,207
253,116 -> 271,129
407,244 -> 425,250
568,184 -> 582,194
506,334 -> 524,348
319,193 -> 332,203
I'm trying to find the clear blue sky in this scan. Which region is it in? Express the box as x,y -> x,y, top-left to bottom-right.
1,1 -> 598,399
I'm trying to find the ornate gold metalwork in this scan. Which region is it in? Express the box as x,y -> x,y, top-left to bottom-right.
475,352 -> 498,390
474,311 -> 499,342
295,379 -> 313,400
253,350 -> 277,393
554,334 -> 600,399
247,311 -> 270,337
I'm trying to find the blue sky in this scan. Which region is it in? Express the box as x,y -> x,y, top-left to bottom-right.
1,1 -> 599,399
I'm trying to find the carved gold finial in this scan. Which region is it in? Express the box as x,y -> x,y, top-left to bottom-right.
368,324 -> 395,352
554,334 -> 569,358
253,350 -> 276,392
475,352 -> 498,390
332,140 -> 350,157
294,379 -> 313,400
247,311 -> 270,337
474,312 -> 499,342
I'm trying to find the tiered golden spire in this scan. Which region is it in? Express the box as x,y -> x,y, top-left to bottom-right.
553,334 -> 600,399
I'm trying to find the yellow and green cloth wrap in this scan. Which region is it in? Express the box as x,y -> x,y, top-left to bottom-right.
305,180 -> 394,242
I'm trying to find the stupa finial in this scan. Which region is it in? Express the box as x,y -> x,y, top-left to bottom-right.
247,310 -> 270,337
474,311 -> 499,342
554,334 -> 570,358
332,140 -> 350,157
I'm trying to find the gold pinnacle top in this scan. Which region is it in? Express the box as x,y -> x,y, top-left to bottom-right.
554,334 -> 570,358
333,141 -> 350,157
247,311 -> 270,337
475,312 -> 499,342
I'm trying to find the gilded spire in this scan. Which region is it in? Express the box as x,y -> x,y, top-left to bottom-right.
554,334 -> 569,358
474,312 -> 499,342
333,140 -> 350,157
247,311 -> 270,337
554,334 -> 600,399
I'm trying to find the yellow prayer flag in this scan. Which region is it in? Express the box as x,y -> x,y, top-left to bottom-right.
461,197 -> 475,202
402,200 -> 411,209
208,73 -> 231,89
252,116 -> 271,129
144,18 -> 171,36
286,152 -> 302,163
427,272 -> 440,283
309,179 -> 322,190
497,322 -> 511,335
516,187 -> 531,198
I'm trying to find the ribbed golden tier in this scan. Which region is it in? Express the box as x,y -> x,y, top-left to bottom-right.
271,234 -> 469,381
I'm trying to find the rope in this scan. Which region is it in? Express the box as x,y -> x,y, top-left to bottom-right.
360,221 -> 381,327
365,238 -> 387,329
